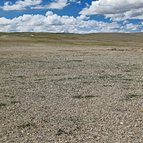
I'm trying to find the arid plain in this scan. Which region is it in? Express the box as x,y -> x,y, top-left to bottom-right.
0,33 -> 143,143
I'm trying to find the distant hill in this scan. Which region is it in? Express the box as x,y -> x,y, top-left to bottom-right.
0,32 -> 143,47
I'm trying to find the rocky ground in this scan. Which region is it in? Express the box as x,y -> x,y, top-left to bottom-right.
0,45 -> 143,143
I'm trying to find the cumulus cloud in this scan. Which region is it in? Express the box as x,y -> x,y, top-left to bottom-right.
0,0 -> 42,11
80,0 -> 143,20
33,0 -> 68,10
0,11 -> 141,33
48,0 -> 68,9
33,0 -> 81,10
0,0 -> 80,10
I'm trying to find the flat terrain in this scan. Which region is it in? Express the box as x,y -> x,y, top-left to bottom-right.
0,33 -> 143,143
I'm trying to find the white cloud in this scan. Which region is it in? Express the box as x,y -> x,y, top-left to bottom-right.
80,0 -> 143,20
0,0 -> 80,10
0,0 -> 42,11
69,0 -> 81,4
0,11 -> 141,33
33,0 -> 80,10
32,0 -> 68,10
47,0 -> 68,9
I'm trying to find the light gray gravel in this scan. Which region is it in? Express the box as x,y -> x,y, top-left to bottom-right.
0,45 -> 143,143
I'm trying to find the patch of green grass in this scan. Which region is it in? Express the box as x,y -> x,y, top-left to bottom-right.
56,129 -> 68,136
82,81 -> 92,84
17,75 -> 25,78
17,122 -> 36,129
123,78 -> 134,82
98,74 -> 122,80
37,60 -> 49,63
109,48 -> 128,51
72,95 -> 96,99
34,78 -> 44,81
123,70 -> 132,72
103,84 -> 113,87
11,101 -> 21,104
65,60 -> 83,63
0,103 -> 7,108
52,76 -> 82,82
125,94 -> 142,101
4,95 -> 15,98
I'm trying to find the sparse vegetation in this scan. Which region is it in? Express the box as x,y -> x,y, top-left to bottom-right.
125,94 -> 142,101
0,32 -> 143,47
0,33 -> 143,143
72,95 -> 96,99
17,122 -> 36,129
56,129 -> 68,136
0,103 -> 7,108
11,101 -> 21,104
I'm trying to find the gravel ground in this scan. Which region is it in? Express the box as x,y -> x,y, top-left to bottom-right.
0,45 -> 143,143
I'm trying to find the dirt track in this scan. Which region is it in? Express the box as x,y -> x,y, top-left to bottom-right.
0,45 -> 143,143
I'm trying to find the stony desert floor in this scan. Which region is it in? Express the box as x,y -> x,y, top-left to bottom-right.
0,44 -> 143,143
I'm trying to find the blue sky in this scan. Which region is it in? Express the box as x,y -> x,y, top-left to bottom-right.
0,0 -> 143,33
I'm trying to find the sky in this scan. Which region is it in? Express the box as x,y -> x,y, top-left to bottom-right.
0,0 -> 143,33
